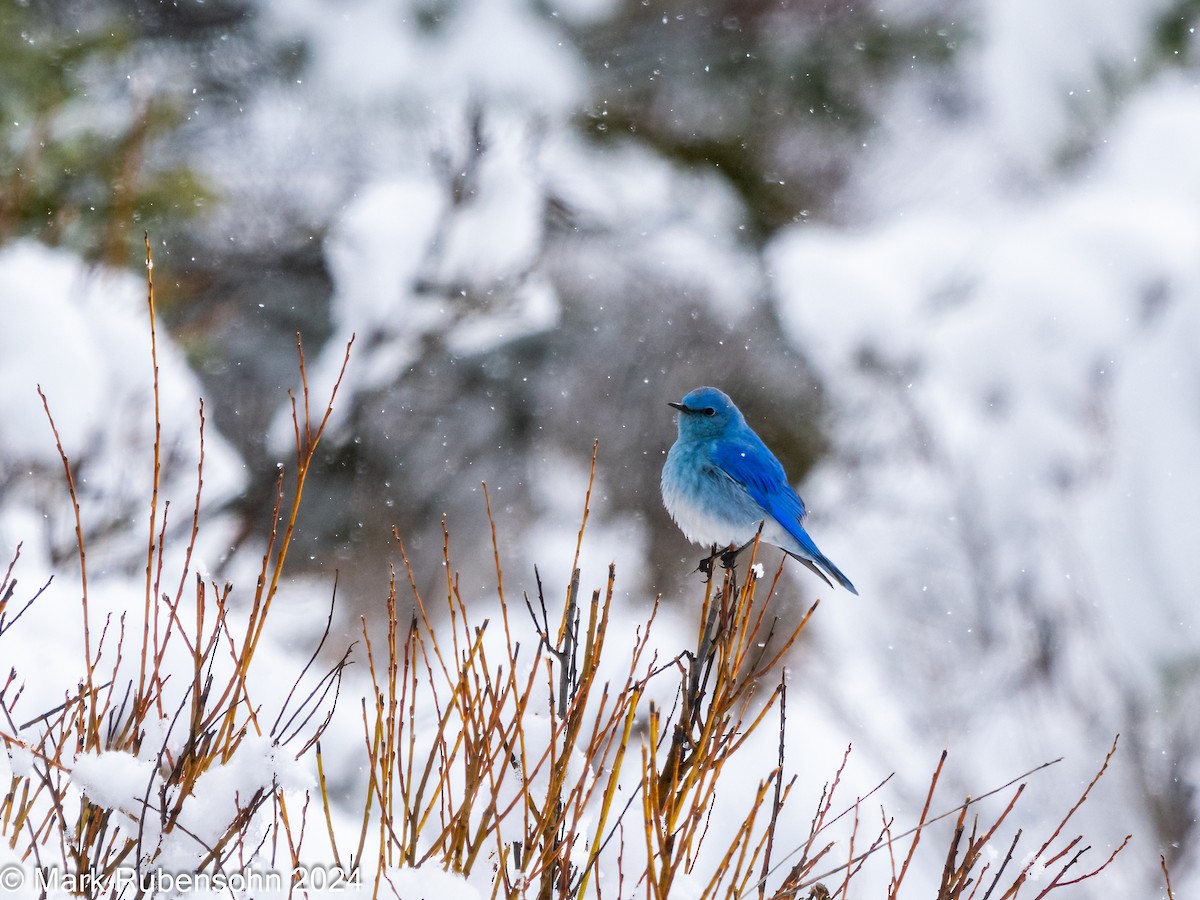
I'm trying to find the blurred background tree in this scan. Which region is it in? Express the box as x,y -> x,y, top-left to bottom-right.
7,0 -> 955,595
0,1 -> 213,265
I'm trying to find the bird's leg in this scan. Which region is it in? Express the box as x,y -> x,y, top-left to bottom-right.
696,544 -> 721,582
719,538 -> 756,571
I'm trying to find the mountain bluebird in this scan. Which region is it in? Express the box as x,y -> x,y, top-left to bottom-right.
661,386 -> 858,594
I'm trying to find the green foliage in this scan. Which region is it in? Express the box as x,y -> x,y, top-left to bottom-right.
0,3 -> 209,264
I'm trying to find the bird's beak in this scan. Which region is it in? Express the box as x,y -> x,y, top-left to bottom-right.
668,401 -> 686,411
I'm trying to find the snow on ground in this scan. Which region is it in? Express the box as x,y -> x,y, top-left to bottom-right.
0,241 -> 246,576
0,242 -> 342,898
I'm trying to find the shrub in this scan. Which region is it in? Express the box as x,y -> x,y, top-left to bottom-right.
0,246 -> 1133,898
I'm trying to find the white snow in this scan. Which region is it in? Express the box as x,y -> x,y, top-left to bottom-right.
767,65 -> 1200,895
0,241 -> 245,572
257,0 -> 586,113
5,0 -> 1200,896
978,0 -> 1171,174
70,751 -> 156,814
382,866 -> 483,900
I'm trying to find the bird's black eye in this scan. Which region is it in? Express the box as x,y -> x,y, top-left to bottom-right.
703,407 -> 716,416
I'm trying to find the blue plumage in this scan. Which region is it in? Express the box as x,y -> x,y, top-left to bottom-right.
661,386 -> 858,594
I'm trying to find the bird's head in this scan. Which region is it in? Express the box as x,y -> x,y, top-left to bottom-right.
669,386 -> 745,438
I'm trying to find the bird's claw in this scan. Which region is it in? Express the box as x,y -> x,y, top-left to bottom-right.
696,545 -> 721,582
696,544 -> 743,581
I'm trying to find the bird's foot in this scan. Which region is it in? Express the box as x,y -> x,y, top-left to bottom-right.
696,545 -> 721,582
720,539 -> 755,571
697,542 -> 752,581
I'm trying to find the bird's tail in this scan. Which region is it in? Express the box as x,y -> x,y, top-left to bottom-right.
788,549 -> 859,596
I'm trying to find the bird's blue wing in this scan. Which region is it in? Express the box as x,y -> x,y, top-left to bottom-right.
711,435 -> 808,525
712,432 -> 858,595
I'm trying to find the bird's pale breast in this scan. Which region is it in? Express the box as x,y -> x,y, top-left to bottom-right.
662,442 -> 766,547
